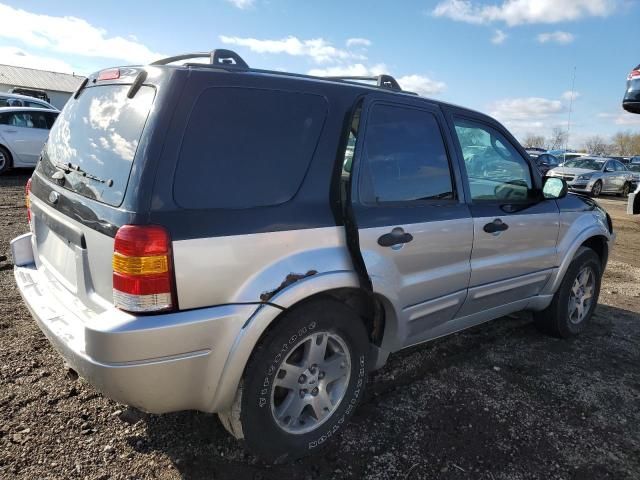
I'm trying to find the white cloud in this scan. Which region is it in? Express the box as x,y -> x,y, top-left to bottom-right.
537,31 -> 575,44
561,90 -> 581,101
346,38 -> 372,48
432,0 -> 615,26
219,35 -> 364,64
308,64 -> 446,96
0,46 -> 76,73
491,97 -> 565,121
491,29 -> 508,44
226,0 -> 255,9
308,63 -> 388,77
0,3 -> 164,63
490,96 -> 568,137
598,112 -> 640,126
397,74 -> 447,96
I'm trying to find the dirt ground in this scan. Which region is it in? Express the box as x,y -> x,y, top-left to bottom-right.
1,170 -> 639,480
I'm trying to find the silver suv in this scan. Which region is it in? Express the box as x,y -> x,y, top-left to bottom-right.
11,49 -> 614,462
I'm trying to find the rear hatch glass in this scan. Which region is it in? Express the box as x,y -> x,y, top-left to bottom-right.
37,84 -> 155,206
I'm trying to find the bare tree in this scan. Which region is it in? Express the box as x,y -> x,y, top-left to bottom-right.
548,127 -> 568,150
611,131 -> 636,156
582,135 -> 612,156
522,133 -> 546,149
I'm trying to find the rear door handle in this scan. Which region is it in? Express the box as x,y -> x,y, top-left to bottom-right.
377,227 -> 413,247
483,218 -> 509,234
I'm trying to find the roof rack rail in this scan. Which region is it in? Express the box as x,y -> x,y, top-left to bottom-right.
150,49 -> 249,69
325,74 -> 402,91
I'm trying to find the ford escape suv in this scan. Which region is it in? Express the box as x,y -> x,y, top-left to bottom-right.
12,49 -> 614,462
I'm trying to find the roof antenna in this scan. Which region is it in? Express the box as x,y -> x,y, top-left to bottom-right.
565,66 -> 577,155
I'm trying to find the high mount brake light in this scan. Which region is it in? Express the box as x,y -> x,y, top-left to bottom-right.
97,68 -> 120,81
112,225 -> 176,313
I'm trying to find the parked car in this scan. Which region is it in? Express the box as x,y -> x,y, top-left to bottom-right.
623,64 -> 640,114
9,87 -> 51,104
547,156 -> 634,197
11,49 -> 614,462
0,107 -> 59,174
547,149 -> 587,164
0,92 -> 57,110
533,153 -> 560,176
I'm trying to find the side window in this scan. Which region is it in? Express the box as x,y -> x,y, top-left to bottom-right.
8,113 -> 32,128
615,161 -> 626,171
25,101 -> 44,108
453,118 -> 533,202
604,161 -> 613,172
29,113 -> 49,129
45,112 -> 59,129
359,104 -> 454,203
0,98 -> 9,107
174,87 -> 327,210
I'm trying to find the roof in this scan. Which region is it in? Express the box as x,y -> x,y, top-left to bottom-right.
0,65 -> 85,93
0,106 -> 60,114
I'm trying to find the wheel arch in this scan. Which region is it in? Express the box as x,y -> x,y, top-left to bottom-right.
208,271 -> 396,412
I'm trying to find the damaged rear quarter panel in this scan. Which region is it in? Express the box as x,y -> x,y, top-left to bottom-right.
172,226 -> 355,310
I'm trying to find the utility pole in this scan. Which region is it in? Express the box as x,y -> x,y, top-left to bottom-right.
565,66 -> 577,153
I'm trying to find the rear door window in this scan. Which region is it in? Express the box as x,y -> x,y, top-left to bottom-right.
358,103 -> 455,203
38,85 -> 156,206
174,87 -> 327,210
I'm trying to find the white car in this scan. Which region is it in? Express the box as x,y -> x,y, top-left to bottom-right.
0,107 -> 59,173
0,92 -> 58,110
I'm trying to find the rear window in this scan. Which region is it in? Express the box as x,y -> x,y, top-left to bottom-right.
173,87 -> 327,210
38,85 -> 155,206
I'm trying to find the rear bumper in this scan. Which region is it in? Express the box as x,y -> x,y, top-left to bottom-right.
12,233 -> 255,414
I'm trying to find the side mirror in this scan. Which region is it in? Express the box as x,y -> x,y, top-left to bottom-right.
542,177 -> 568,199
605,167 -> 615,172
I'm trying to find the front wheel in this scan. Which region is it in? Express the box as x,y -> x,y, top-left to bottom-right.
534,247 -> 602,338
622,182 -> 631,197
219,298 -> 369,463
590,180 -> 602,197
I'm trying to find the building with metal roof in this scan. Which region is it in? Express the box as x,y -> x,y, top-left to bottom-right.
0,64 -> 85,110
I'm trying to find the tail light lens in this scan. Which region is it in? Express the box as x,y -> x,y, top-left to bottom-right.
25,178 -> 32,222
112,225 -> 176,313
630,69 -> 640,80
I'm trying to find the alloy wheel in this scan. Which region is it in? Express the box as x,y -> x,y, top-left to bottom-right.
568,266 -> 595,324
270,331 -> 351,434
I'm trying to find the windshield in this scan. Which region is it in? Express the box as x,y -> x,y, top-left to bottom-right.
38,85 -> 155,206
563,159 -> 605,170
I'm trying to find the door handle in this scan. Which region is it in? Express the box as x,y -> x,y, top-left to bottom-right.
377,227 -> 413,247
483,218 -> 509,234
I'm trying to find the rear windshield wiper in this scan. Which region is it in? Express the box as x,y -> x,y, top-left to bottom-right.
53,161 -> 113,187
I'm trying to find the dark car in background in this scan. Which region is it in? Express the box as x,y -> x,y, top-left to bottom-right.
623,64 -> 640,114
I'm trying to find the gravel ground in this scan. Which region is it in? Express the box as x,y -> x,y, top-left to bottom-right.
1,170 -> 639,480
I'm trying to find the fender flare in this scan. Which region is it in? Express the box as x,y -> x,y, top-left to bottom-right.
207,270 -> 360,412
543,225 -> 611,295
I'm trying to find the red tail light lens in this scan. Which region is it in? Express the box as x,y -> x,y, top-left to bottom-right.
25,178 -> 32,223
629,69 -> 640,80
112,225 -> 175,313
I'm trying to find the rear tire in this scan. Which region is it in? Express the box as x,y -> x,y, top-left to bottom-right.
534,247 -> 602,338
219,298 -> 369,463
0,146 -> 11,175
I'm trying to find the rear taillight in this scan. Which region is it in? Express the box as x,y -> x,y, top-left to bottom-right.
112,225 -> 176,313
25,178 -> 32,222
630,69 -> 640,80
97,68 -> 120,81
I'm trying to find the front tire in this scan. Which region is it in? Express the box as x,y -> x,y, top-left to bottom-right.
534,247 -> 602,338
590,180 -> 602,197
219,298 -> 369,463
622,182 -> 631,197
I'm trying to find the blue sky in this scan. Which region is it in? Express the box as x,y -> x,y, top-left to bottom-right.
0,0 -> 639,145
